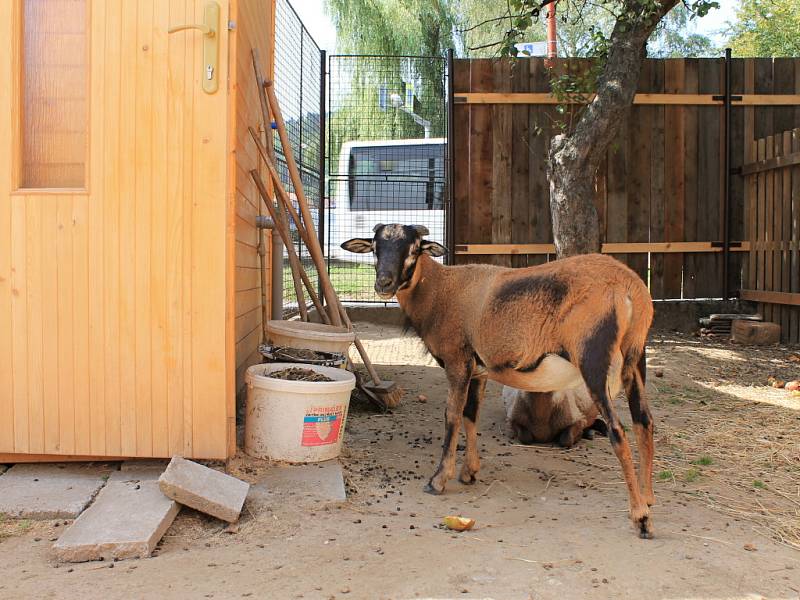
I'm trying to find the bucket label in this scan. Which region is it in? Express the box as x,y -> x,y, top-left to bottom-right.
302,406 -> 344,447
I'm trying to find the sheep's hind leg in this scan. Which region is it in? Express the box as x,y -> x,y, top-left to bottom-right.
625,351 -> 655,507
459,374 -> 487,484
580,316 -> 652,539
425,366 -> 471,495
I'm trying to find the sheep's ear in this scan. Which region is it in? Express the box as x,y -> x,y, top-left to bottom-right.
372,223 -> 386,233
412,224 -> 429,236
421,241 -> 447,257
341,238 -> 374,254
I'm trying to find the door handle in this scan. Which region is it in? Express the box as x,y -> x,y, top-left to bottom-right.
168,24 -> 214,37
168,1 -> 220,94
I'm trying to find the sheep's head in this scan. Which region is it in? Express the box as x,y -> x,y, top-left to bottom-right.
341,224 -> 447,299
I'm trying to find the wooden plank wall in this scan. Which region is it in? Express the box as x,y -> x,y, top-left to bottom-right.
1,0 -> 231,459
452,58 -> 800,300
743,128 -> 800,343
232,0 -> 274,404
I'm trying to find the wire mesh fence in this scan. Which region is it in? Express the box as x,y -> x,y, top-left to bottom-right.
326,55 -> 448,302
273,0 -> 323,316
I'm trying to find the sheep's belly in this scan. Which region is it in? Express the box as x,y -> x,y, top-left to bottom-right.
490,355 -> 584,393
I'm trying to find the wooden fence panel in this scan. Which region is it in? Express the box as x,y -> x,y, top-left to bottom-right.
743,128 -> 800,343
452,57 -> 800,303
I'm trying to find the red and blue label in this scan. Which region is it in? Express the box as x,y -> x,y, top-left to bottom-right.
301,407 -> 344,447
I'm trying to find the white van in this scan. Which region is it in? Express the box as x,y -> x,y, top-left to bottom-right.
326,138 -> 446,261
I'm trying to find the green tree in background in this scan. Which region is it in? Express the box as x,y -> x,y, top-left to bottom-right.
325,1 -> 453,167
327,0 -> 456,56
726,0 -> 800,57
454,0 -> 546,57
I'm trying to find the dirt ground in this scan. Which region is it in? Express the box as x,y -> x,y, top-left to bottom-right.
2,322 -> 799,600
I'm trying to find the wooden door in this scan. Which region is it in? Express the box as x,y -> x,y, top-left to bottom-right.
0,0 -> 233,460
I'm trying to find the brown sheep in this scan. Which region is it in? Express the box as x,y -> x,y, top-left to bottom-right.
502,385 -> 607,447
342,224 -> 655,538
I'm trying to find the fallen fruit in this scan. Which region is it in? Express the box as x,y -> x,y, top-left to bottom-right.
443,516 -> 475,531
417,394 -> 428,403
784,380 -> 799,392
743,543 -> 757,552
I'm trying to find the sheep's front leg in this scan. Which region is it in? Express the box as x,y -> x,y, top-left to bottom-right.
425,366 -> 471,495
459,374 -> 487,484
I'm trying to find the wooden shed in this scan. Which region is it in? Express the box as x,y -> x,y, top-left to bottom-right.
0,0 -> 277,461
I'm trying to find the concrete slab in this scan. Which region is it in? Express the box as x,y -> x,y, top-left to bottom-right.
0,463 -> 114,520
158,457 -> 249,523
108,468 -> 164,483
52,479 -> 180,562
249,460 -> 346,508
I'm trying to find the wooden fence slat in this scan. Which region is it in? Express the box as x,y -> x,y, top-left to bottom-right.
694,59 -> 722,298
773,59 -> 794,337
741,290 -> 800,306
747,138 -> 757,290
510,60 -> 530,269
468,59 -> 495,265
528,58 -> 551,267
452,59 -> 470,260
492,60 -> 513,267
649,60 -> 666,299
757,138 -> 766,299
729,59 -> 746,295
773,135 -> 784,334
662,59 -> 687,298
791,129 -> 800,342
781,132 -> 792,340
765,136 -> 775,323
626,60 -> 652,284
683,59 -> 699,298
743,60 -> 756,290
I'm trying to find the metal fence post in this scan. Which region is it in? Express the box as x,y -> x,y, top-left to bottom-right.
446,48 -> 456,266
319,48 -> 327,307
722,47 -> 732,300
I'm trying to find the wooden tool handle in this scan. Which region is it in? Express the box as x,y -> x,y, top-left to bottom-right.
263,80 -> 344,327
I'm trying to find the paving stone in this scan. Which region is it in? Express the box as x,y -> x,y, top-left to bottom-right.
732,320 -> 781,345
249,460 -> 346,508
158,457 -> 249,523
53,479 -> 180,562
109,468 -> 164,483
0,463 -> 114,520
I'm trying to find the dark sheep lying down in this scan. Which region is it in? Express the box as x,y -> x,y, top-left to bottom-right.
503,385 -> 608,448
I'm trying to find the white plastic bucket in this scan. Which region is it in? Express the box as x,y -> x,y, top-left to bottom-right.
266,320 -> 355,354
244,363 -> 356,463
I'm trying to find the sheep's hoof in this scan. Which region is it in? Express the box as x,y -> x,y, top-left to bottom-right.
459,470 -> 477,485
424,481 -> 445,495
637,515 -> 654,539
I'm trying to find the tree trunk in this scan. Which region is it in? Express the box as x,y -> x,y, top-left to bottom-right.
547,0 -> 679,258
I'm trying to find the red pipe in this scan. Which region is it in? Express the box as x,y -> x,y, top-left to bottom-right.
546,1 -> 557,59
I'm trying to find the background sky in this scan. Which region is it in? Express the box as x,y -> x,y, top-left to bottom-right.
293,0 -> 741,55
